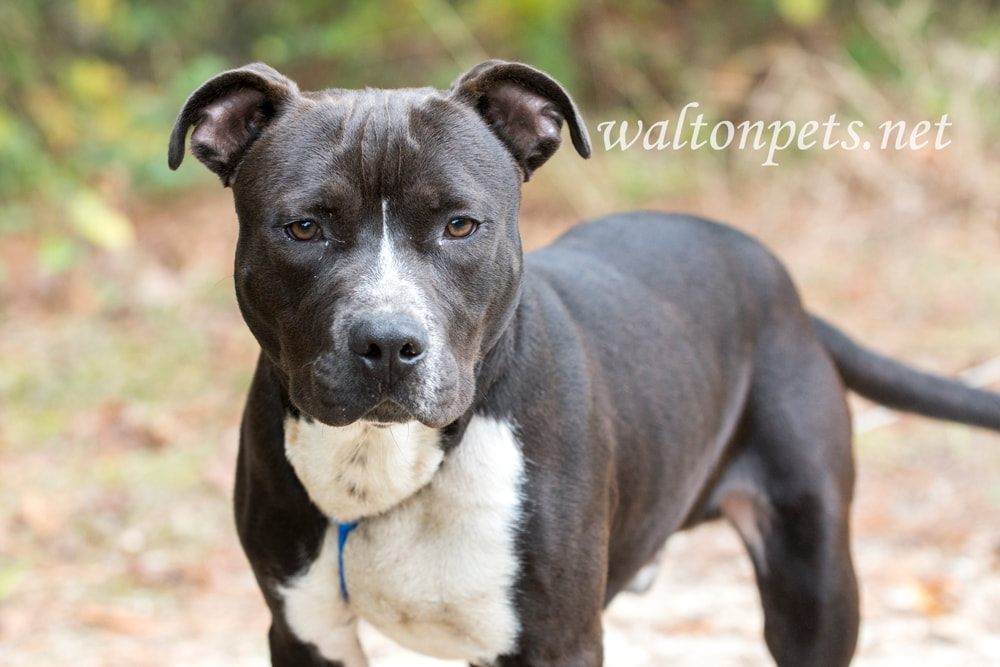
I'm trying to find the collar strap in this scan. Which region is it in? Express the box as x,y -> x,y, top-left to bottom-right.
333,519 -> 359,601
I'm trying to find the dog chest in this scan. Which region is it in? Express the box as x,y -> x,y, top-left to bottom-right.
280,416 -> 525,665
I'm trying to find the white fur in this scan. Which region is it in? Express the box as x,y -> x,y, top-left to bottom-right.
365,197 -> 426,317
284,418 -> 444,522
376,198 -> 402,303
278,529 -> 369,667
280,415 -> 525,665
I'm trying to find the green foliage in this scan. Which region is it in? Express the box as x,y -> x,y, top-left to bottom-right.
776,0 -> 829,27
1,0 -> 999,266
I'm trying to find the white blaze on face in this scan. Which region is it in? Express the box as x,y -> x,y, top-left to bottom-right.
362,198 -> 428,316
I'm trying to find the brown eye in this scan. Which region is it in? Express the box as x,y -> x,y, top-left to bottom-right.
444,217 -> 479,239
287,220 -> 321,242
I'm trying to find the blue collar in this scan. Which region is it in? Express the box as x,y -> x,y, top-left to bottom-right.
333,519 -> 359,601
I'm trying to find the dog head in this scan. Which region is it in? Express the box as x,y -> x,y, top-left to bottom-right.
169,61 -> 590,428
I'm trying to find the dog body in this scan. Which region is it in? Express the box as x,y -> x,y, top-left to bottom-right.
170,61 -> 1000,667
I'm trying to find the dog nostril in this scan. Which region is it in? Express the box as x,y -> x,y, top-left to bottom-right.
348,317 -> 427,372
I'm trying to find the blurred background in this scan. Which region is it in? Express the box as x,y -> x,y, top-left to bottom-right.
1,0 -> 999,665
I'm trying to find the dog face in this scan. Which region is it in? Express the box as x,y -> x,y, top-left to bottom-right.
228,84 -> 526,430
169,61 -> 590,428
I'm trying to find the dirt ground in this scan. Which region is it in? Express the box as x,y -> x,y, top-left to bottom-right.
2,178 -> 999,665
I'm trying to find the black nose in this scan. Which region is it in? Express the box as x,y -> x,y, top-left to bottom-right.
347,315 -> 428,382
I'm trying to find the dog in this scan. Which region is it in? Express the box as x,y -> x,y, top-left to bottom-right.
168,60 -> 1000,666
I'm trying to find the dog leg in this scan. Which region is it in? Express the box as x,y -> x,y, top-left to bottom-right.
624,548 -> 663,595
721,345 -> 860,667
267,616 -> 360,667
496,636 -> 604,667
496,497 -> 610,666
732,479 -> 859,667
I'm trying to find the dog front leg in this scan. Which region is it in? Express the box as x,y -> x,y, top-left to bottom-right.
236,358 -> 370,667
268,614 -> 367,667
495,516 -> 609,666
495,625 -> 604,667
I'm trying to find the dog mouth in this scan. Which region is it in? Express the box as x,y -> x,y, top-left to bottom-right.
300,391 -> 419,428
294,381 -> 454,429
289,351 -> 469,429
362,400 -> 415,425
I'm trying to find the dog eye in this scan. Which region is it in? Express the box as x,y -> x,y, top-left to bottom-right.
444,217 -> 479,239
286,220 -> 322,242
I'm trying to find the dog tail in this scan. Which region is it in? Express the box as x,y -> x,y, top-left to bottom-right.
811,316 -> 1000,431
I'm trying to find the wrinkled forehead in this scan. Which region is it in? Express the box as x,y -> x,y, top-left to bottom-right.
253,86 -> 520,206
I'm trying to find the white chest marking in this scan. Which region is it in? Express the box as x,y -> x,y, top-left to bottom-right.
280,416 -> 525,665
278,529 -> 369,667
284,419 -> 444,522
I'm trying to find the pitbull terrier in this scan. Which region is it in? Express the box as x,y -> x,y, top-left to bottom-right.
169,60 -> 1000,666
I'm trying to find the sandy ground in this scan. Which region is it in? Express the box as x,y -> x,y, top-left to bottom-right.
3,429 -> 999,667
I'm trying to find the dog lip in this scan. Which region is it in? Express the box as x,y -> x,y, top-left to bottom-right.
363,400 -> 414,425
301,369 -> 458,428
291,385 -> 367,427
297,385 -> 434,427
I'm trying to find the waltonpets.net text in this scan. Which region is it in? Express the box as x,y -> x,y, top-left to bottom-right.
596,103 -> 952,166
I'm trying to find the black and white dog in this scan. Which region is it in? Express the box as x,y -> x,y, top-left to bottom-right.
169,60 -> 1000,666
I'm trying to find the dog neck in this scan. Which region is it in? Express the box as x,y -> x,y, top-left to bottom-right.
283,417 -> 445,523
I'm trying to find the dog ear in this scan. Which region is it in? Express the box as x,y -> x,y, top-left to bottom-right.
168,63 -> 299,186
451,60 -> 591,181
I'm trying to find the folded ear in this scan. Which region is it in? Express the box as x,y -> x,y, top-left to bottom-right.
450,60 -> 591,181
168,63 -> 299,186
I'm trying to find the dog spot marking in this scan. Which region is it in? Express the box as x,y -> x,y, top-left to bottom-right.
346,482 -> 367,501
285,418 -> 300,446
